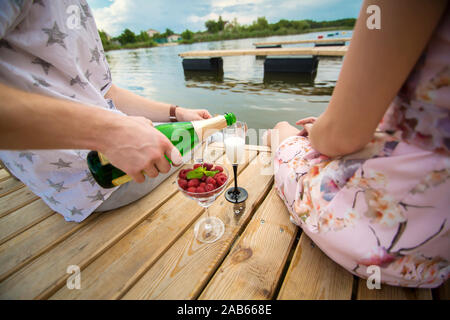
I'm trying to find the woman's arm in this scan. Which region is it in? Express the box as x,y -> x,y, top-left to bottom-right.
309,0 -> 447,157
105,84 -> 211,122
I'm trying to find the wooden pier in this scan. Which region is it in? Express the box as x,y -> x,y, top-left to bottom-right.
0,144 -> 448,300
253,37 -> 351,47
179,46 -> 348,58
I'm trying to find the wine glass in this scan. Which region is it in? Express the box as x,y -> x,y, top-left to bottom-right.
177,137 -> 229,243
224,121 -> 248,204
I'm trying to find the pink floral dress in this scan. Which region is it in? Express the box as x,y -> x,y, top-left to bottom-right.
274,9 -> 450,288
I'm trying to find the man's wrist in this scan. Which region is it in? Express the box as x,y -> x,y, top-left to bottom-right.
170,105 -> 179,122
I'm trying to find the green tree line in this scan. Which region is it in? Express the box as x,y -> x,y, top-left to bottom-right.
100,16 -> 355,50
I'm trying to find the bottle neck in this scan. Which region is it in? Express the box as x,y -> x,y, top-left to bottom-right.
192,115 -> 228,141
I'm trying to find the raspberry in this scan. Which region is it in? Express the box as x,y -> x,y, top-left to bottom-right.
215,171 -> 226,177
196,186 -> 206,193
199,182 -> 206,188
179,169 -> 187,179
194,163 -> 202,169
206,177 -> 216,186
213,166 -> 223,173
188,179 -> 200,188
200,175 -> 207,182
187,187 -> 197,193
178,179 -> 188,189
216,175 -> 227,186
204,163 -> 213,170
205,183 -> 215,192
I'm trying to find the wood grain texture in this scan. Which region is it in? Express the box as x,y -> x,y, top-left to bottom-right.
0,169 -> 9,181
50,151 -> 256,299
357,279 -> 432,300
253,37 -> 351,46
122,152 -> 272,300
199,187 -> 297,300
0,212 -> 93,283
0,187 -> 39,218
0,163 -> 189,299
0,178 -> 24,197
0,200 -> 54,245
277,233 -> 353,300
433,280 -> 449,300
179,46 -> 348,58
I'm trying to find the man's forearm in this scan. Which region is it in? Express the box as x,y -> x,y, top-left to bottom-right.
0,83 -> 123,151
105,84 -> 173,122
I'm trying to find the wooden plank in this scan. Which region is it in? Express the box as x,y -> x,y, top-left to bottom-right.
0,212 -> 95,282
0,152 -> 223,299
0,177 -> 24,197
50,151 -> 257,299
0,187 -> 39,218
253,37 -> 352,46
179,46 -> 348,58
199,187 -> 297,300
0,200 -> 54,245
433,280 -> 449,300
277,233 -> 353,300
357,279 -> 432,300
0,169 -> 9,182
122,152 -> 273,300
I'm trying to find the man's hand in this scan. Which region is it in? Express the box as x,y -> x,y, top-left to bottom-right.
176,107 -> 212,121
99,115 -> 183,183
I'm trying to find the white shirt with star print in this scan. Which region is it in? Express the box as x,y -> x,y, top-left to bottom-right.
0,0 -> 125,222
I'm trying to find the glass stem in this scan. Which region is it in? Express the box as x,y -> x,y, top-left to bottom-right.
233,164 -> 238,192
204,207 -> 212,230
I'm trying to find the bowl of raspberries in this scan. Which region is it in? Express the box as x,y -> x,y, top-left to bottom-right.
177,163 -> 229,205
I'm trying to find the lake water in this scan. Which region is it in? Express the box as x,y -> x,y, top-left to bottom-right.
106,30 -> 351,134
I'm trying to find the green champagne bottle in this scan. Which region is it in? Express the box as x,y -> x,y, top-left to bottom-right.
87,112 -> 236,188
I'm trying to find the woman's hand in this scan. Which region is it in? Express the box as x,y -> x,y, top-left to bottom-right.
296,117 -> 317,137
176,107 -> 212,121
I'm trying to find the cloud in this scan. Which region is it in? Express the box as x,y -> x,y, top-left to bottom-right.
88,0 -> 361,36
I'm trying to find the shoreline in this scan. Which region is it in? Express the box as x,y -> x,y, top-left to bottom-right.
104,26 -> 353,52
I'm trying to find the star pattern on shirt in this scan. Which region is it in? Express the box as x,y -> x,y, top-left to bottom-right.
79,10 -> 88,30
19,151 -> 36,163
103,68 -> 111,82
32,57 -> 52,75
32,75 -> 51,87
47,179 -> 68,192
42,22 -> 68,49
33,0 -> 45,7
70,75 -> 88,89
13,161 -> 26,173
0,39 -> 14,50
45,195 -> 61,205
81,170 -> 96,186
84,69 -> 92,81
81,4 -> 92,18
50,158 -> 72,169
89,47 -> 100,64
87,190 -> 106,202
68,206 -> 84,216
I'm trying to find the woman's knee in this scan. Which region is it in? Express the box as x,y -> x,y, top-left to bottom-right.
273,121 -> 291,130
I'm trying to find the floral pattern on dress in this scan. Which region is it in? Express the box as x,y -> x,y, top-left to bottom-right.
274,7 -> 450,288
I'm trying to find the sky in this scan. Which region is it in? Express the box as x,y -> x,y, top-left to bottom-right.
86,0 -> 363,37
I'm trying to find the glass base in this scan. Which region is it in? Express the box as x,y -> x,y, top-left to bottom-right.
225,187 -> 248,204
194,217 -> 225,243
